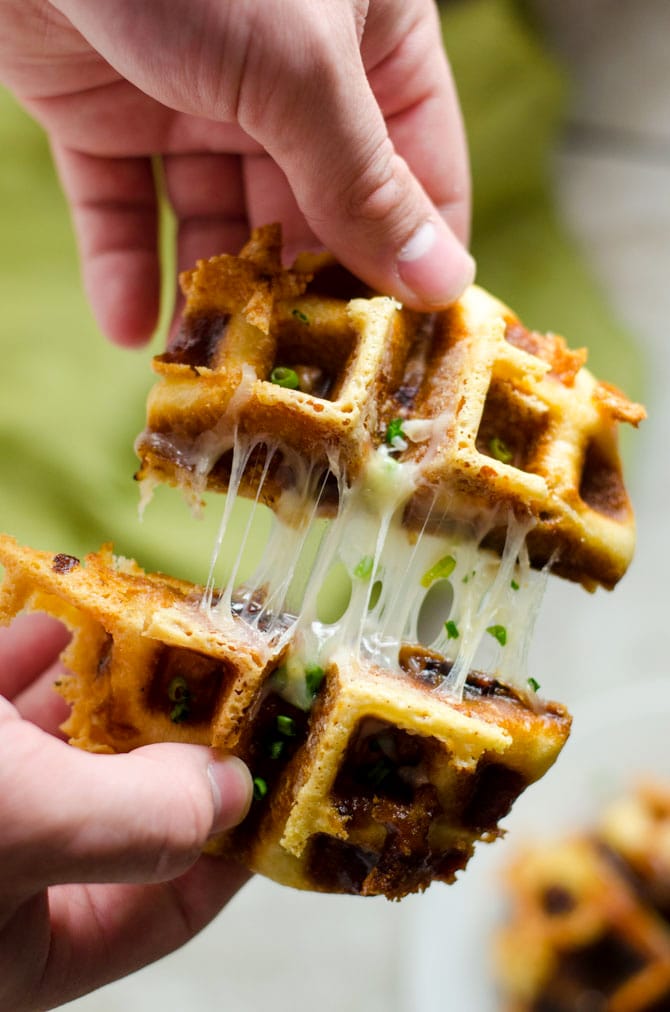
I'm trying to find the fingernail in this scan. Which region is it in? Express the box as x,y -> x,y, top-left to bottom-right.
397,220 -> 476,307
207,757 -> 253,834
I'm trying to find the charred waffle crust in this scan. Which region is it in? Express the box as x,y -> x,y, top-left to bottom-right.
0,536 -> 570,899
136,224 -> 644,591
496,783 -> 670,1010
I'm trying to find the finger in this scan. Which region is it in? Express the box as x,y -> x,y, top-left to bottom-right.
164,152 -> 248,273
14,660 -> 71,737
0,613 -> 71,701
243,153 -> 320,262
363,0 -> 471,246
239,2 -> 474,309
0,859 -> 249,1011
51,144 -> 160,347
0,705 -> 252,897
163,152 -> 248,338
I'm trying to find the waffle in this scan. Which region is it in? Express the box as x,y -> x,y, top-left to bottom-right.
601,781 -> 670,924
495,836 -> 670,1011
0,534 -> 570,898
136,224 -> 645,591
1,227 -> 643,898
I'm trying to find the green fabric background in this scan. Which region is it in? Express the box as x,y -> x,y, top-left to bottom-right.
0,0 -> 644,584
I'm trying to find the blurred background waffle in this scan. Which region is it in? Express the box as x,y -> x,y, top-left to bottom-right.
2,0 -> 669,1008
496,786 -> 670,1010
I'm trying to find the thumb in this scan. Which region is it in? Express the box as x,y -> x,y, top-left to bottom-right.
0,699 -> 252,897
242,9 -> 475,308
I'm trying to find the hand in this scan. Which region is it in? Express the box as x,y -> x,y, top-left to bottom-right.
0,612 -> 252,1012
0,0 -> 473,346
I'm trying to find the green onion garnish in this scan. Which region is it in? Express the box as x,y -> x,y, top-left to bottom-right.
270,366 -> 300,389
168,676 -> 191,722
170,701 -> 190,724
269,740 -> 284,759
253,776 -> 268,801
421,554 -> 456,588
487,624 -> 508,647
167,675 -> 189,702
365,759 -> 393,789
463,569 -> 476,584
385,418 -> 406,445
511,579 -> 520,591
445,620 -> 460,640
291,309 -> 310,324
305,664 -> 325,698
276,714 -> 296,737
489,436 -> 513,464
368,579 -> 382,611
527,677 -> 541,693
354,555 -> 374,579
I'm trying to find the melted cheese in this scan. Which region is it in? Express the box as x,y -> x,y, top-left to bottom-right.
193,427 -> 548,704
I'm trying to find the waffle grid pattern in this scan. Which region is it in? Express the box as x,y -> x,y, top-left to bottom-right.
136,225 -> 644,590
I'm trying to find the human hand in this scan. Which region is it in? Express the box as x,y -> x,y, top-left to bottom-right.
0,0 -> 473,346
0,612 -> 252,1012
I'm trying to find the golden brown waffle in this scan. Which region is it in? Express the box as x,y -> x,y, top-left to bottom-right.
0,535 -> 570,898
496,837 -> 670,1011
495,781 -> 670,1011
136,224 -> 644,591
601,781 -> 670,924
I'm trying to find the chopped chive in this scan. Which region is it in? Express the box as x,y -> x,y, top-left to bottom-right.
269,739 -> 284,760
445,620 -> 460,640
487,624 -> 508,647
365,759 -> 393,789
167,675 -> 190,702
305,664 -> 325,698
168,676 -> 191,722
527,677 -> 541,693
489,436 -> 513,464
291,308 -> 310,324
354,555 -> 374,579
269,365 -> 300,389
253,776 -> 268,801
276,714 -> 296,737
385,418 -> 405,445
368,579 -> 383,611
462,569 -> 476,584
170,701 -> 190,723
421,554 -> 456,588
511,579 -> 520,591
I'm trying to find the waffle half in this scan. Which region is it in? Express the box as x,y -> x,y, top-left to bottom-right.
136,224 -> 645,591
0,534 -> 569,898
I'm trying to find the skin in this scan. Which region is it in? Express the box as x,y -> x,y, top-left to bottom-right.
0,0 -> 472,346
0,613 -> 252,1011
0,1 -> 472,1006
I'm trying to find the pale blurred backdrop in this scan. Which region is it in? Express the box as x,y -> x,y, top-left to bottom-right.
1,0 -> 668,1009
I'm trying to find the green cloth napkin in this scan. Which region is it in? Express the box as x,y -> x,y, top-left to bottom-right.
0,0 -> 644,583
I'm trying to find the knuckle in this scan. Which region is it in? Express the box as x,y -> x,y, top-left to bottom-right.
341,142 -> 406,227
